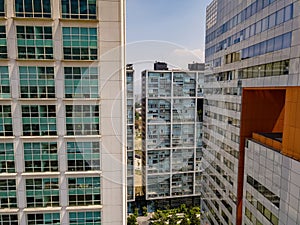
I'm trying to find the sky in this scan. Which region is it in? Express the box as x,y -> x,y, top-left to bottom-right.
126,0 -> 212,96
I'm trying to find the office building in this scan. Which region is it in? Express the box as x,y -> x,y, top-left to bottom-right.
0,1 -> 126,224
202,0 -> 300,224
141,62 -> 204,209
126,64 -> 135,206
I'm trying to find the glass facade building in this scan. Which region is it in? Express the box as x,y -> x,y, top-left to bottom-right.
141,63 -> 204,206
126,64 -> 135,205
202,0 -> 300,225
0,0 -> 126,224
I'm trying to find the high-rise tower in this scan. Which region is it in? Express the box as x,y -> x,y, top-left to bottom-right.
202,0 -> 300,224
141,62 -> 204,209
0,1 -> 126,224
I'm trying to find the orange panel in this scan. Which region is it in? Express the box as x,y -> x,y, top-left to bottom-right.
282,87 -> 300,161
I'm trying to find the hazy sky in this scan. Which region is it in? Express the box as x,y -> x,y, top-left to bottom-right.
126,0 -> 212,95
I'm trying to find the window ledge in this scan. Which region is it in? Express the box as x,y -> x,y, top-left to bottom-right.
22,172 -> 60,177
23,207 -> 62,212
65,171 -> 102,176
11,16 -> 54,21
20,136 -> 59,139
16,59 -> 56,62
66,205 -> 102,211
59,18 -> 99,23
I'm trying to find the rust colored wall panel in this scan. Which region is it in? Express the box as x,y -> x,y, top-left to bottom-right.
282,87 -> 300,161
237,88 -> 286,225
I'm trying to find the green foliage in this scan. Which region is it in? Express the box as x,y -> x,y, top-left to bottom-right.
142,206 -> 148,216
150,205 -> 201,225
127,214 -> 137,225
181,216 -> 191,225
134,208 -> 139,217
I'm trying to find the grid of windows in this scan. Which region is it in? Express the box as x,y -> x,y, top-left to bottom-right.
20,66 -> 55,98
26,178 -> 59,207
62,27 -> 97,60
206,0 -> 280,43
0,66 -> 10,98
147,175 -> 170,199
69,211 -> 101,225
27,213 -> 60,225
0,105 -> 13,136
206,4 -> 294,57
0,179 -> 17,208
22,105 -> 56,136
61,0 -> 97,19
24,142 -> 58,172
68,177 -> 101,206
241,32 -> 292,60
246,191 -> 279,225
17,26 -> 53,59
67,142 -> 100,171
15,0 -> 51,18
66,105 -> 99,135
64,67 -> 98,98
147,150 -> 170,174
0,214 -> 18,225
247,175 -> 280,207
0,26 -> 7,59
0,143 -> 15,173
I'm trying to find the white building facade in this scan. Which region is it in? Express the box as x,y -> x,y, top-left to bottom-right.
0,0 -> 126,224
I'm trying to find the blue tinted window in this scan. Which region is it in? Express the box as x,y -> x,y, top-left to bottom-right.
254,44 -> 260,56
242,48 -> 248,59
245,6 -> 251,19
244,27 -> 250,39
257,0 -> 263,11
251,2 -> 257,15
250,24 -> 255,37
276,8 -> 284,24
284,4 -> 293,21
260,41 -> 267,55
263,0 -> 270,7
274,36 -> 283,51
269,13 -> 276,28
262,17 -> 269,31
256,20 -> 262,34
248,46 -> 254,58
282,33 -> 292,48
266,38 -> 275,52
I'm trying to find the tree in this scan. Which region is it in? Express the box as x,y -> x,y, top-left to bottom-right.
127,214 -> 137,225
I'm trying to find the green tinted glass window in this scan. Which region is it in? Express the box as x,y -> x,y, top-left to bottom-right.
0,143 -> 15,173
26,178 -> 59,207
68,177 -> 100,206
64,67 -> 98,98
22,105 -> 56,136
67,142 -> 100,171
15,0 -> 51,18
65,105 -> 99,135
0,179 -> 17,208
20,66 -> 55,98
61,0 -> 96,19
63,27 -> 97,60
24,142 -> 58,172
17,26 -> 53,59
0,105 -> 13,136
